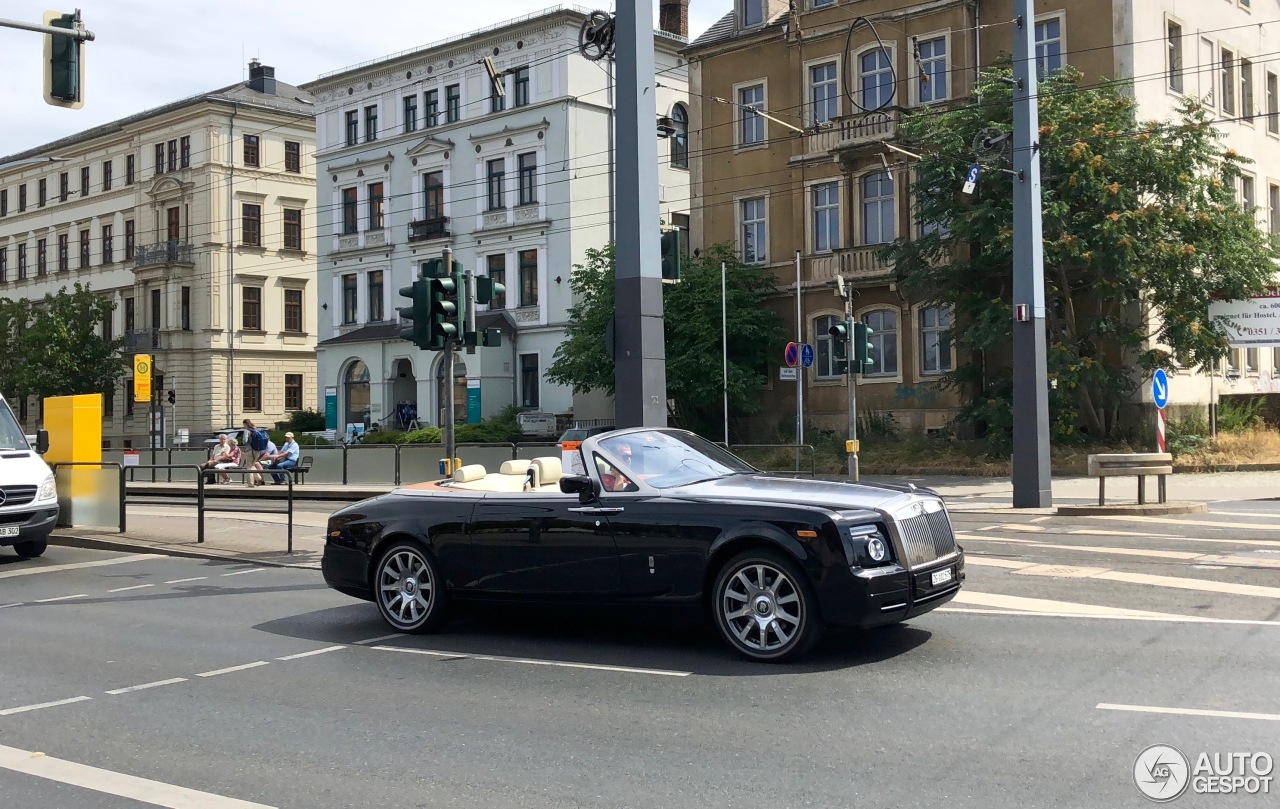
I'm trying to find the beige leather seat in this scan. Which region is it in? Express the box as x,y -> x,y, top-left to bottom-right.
499,459 -> 531,475
530,457 -> 562,489
452,464 -> 487,483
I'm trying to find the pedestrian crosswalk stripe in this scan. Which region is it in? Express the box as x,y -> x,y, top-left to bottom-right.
1086,515 -> 1280,531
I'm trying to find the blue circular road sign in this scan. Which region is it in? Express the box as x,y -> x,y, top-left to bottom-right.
801,344 -> 815,368
1152,368 -> 1170,410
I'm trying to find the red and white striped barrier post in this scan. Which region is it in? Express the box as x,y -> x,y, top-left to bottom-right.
1156,407 -> 1166,453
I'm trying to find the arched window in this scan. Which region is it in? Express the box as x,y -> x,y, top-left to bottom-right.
671,104 -> 689,169
814,314 -> 843,379
343,360 -> 371,429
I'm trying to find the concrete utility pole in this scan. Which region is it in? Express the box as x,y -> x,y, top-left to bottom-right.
613,0 -> 668,427
1011,0 -> 1053,508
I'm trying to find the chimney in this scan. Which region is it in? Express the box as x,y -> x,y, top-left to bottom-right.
659,0 -> 689,39
248,59 -> 277,95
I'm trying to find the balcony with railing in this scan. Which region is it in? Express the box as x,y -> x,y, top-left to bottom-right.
134,240 -> 193,267
808,246 -> 894,284
805,111 -> 899,157
408,217 -> 450,243
123,328 -> 162,351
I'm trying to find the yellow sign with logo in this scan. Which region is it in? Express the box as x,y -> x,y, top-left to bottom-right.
134,354 -> 152,402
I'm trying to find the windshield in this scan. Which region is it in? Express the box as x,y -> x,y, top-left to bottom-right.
598,430 -> 754,490
0,397 -> 30,451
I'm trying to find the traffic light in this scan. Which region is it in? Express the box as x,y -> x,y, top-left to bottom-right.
474,275 -> 505,305
660,228 -> 682,280
44,11 -> 85,109
166,390 -> 176,405
397,279 -> 432,349
480,329 -> 502,347
428,274 -> 459,350
853,322 -> 875,373
828,319 -> 850,375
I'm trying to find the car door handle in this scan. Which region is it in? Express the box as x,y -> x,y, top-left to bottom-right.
568,507 -> 625,514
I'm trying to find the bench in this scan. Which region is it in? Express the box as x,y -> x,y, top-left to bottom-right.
293,455 -> 313,484
1087,453 -> 1173,505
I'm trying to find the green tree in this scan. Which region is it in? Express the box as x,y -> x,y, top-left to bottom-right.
546,243 -> 783,436
0,284 -> 124,405
888,65 -> 1275,441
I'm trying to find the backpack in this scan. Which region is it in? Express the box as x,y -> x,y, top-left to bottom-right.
249,428 -> 269,451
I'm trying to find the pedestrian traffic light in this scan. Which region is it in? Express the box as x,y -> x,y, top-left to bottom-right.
853,322 -> 875,372
166,390 -> 176,405
828,319 -> 850,375
44,11 -> 85,109
397,279 -> 432,349
660,228 -> 682,280
428,274 -> 459,350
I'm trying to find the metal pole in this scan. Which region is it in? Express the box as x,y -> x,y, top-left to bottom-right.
0,15 -> 95,40
795,252 -> 803,473
722,262 -> 729,446
196,469 -> 205,544
442,246 -> 457,470
846,305 -> 860,482
614,0 -> 668,427
286,473 -> 294,554
1011,0 -> 1052,508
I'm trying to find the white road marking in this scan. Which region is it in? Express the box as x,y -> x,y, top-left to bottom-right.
220,568 -> 267,577
964,557 -> 1036,569
1067,528 -> 1280,548
1014,564 -> 1110,578
105,678 -> 188,695
0,696 -> 92,716
195,661 -> 269,678
352,633 -> 403,645
0,602 -> 22,610
953,590 -> 1185,618
107,584 -> 154,593
1094,570 -> 1280,599
1087,515 -> 1279,532
33,593 -> 88,603
164,577 -> 208,584
1033,543 -> 1204,561
371,645 -> 692,677
1097,703 -> 1280,722
0,742 -> 276,808
1030,516 -> 1051,523
276,646 -> 346,661
0,554 -> 157,580
955,534 -> 1039,544
938,607 -> 1280,627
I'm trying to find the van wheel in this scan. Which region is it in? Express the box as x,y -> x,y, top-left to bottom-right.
14,539 -> 47,559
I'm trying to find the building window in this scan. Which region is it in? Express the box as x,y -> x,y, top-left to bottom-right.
1221,47 -> 1237,116
1242,174 -> 1256,221
284,288 -> 303,332
124,220 -> 135,260
809,62 -> 838,125
1268,72 -> 1279,135
424,171 -> 444,219
487,253 -> 507,309
102,159 -> 112,191
812,0 -> 835,7
513,67 -> 530,107
487,158 -> 506,210
862,309 -> 899,377
741,0 -> 764,27
861,172 -> 895,245
125,380 -> 134,416
37,239 -> 47,275
0,189 -> 6,216
285,140 -> 301,173
80,166 -> 89,196
1270,183 -> 1280,245
180,136 -> 190,168
490,77 -> 505,113
520,354 -> 539,408
167,139 -> 177,172
59,172 -> 69,202
860,48 -> 894,110
242,287 -> 262,331
1167,21 -> 1184,92
242,203 -> 262,246
18,184 -> 26,212
79,229 -> 90,268
367,182 -> 384,229
341,187 -> 358,234
919,306 -> 953,375
812,181 -> 840,253
243,374 -> 262,412
1242,58 -> 1255,122
670,103 -> 689,168
366,271 -> 384,322
150,289 -> 161,332
403,95 -> 418,133
917,37 -> 948,103
519,249 -> 538,307
285,375 -> 304,412
284,208 -> 302,250
155,143 -> 164,175
341,274 -> 358,324
101,305 -> 112,340
1035,17 -> 1064,77
517,152 -> 537,205
446,84 -> 460,122
364,105 -> 378,142
1247,347 -> 1260,373
181,286 -> 191,331
243,134 -> 260,167
126,154 -> 135,185
124,296 -> 134,331
345,110 -> 359,147
17,243 -> 26,279
739,84 -> 765,145
425,90 -> 439,127
741,197 -> 767,263
38,178 -> 47,207
815,314 -> 842,380
57,233 -> 68,272
0,248 -> 6,283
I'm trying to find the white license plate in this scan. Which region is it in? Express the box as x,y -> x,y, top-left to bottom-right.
931,568 -> 953,586
0,526 -> 18,538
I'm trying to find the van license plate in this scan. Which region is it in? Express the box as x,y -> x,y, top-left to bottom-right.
0,527 -> 18,538
931,568 -> 953,586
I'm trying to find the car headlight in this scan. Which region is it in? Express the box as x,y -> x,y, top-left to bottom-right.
866,536 -> 888,562
845,524 -> 893,567
38,474 -> 57,502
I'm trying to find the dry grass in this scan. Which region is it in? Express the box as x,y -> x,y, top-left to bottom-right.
1173,428 -> 1280,469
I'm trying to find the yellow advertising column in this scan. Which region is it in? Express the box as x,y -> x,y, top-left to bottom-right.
42,394 -> 104,523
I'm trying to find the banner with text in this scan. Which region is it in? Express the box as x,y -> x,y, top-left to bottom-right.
1209,294 -> 1280,347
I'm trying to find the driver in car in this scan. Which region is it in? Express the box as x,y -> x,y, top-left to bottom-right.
598,442 -> 637,492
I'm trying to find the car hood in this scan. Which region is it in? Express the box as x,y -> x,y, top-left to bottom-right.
667,475 -> 934,513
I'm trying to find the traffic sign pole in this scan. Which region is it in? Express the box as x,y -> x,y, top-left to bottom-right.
1152,369 -> 1170,454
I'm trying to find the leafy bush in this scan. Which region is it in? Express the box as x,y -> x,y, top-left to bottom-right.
857,409 -> 900,439
1165,409 -> 1210,457
288,409 -> 327,432
1217,397 -> 1265,433
401,427 -> 443,444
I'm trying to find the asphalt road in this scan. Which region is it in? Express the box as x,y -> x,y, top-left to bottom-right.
2,502 -> 1279,808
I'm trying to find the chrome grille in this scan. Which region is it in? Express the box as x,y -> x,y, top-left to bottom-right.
895,504 -> 957,568
0,485 -> 37,507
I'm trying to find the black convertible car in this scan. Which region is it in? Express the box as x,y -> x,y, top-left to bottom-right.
323,428 -> 964,662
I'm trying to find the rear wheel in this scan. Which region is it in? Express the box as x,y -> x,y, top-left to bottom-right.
13,539 -> 47,559
711,549 -> 821,663
373,541 -> 447,633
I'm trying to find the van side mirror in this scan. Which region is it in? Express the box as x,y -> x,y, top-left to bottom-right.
559,474 -> 600,503
35,429 -> 50,455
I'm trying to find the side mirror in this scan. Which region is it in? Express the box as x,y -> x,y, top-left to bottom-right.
35,429 -> 50,455
559,474 -> 600,503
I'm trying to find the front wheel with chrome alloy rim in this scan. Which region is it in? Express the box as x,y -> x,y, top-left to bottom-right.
374,541 -> 447,633
711,550 -> 821,663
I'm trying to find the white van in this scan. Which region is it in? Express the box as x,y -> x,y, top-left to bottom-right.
0,394 -> 56,559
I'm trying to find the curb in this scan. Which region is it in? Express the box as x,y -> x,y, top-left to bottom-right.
49,533 -> 321,570
1054,501 -> 1208,517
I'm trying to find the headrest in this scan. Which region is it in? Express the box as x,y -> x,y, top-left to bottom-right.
531,456 -> 562,485
452,464 -> 487,483
499,459 -> 532,475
